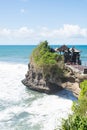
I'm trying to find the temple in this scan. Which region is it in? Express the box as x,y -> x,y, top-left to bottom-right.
55,45 -> 81,65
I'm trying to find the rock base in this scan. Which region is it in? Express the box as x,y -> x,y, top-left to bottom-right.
22,63 -> 63,94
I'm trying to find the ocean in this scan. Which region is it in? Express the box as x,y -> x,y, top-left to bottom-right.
0,45 -> 86,130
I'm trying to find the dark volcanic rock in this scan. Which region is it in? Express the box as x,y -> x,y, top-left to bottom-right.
22,62 -> 63,94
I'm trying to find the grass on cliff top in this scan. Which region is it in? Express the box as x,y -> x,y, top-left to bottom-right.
31,41 -> 63,67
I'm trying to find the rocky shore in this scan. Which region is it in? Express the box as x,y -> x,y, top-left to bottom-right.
62,64 -> 87,97
22,41 -> 87,98
22,61 -> 87,98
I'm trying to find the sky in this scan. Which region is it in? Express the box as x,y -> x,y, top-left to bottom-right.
0,0 -> 87,45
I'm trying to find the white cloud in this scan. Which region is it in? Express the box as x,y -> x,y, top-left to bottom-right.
0,28 -> 11,36
17,27 -> 34,35
0,24 -> 87,44
37,24 -> 87,39
58,24 -> 87,38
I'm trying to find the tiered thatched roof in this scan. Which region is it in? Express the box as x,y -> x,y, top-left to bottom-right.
55,45 -> 69,52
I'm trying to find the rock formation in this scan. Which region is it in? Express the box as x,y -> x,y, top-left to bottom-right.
22,62 -> 64,94
22,41 -> 87,98
22,41 -> 64,94
62,65 -> 87,98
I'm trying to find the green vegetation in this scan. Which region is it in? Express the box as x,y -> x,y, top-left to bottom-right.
61,80 -> 87,130
62,115 -> 87,130
32,40 -> 63,66
79,80 -> 87,99
31,41 -> 64,78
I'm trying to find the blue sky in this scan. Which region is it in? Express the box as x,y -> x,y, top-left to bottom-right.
0,0 -> 87,45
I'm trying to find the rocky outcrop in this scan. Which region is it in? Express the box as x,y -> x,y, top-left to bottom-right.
22,61 -> 87,98
62,65 -> 87,98
22,41 -> 65,94
22,41 -> 87,98
22,60 -> 87,98
22,62 -> 63,94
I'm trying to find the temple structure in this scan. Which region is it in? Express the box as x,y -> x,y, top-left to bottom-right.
55,45 -> 81,65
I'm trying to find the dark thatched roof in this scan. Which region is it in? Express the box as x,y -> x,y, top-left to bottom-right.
58,45 -> 69,52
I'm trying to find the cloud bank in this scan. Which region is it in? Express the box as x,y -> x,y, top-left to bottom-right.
0,24 -> 87,44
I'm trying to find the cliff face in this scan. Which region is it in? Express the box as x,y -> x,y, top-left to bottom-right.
22,62 -> 64,94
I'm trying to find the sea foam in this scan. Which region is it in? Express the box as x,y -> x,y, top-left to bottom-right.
0,62 -> 76,130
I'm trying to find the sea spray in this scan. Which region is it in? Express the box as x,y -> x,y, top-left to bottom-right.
0,62 -> 76,130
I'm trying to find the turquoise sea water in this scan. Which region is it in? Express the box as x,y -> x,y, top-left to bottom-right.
0,45 -> 36,64
0,45 -> 86,130
0,45 -> 87,65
